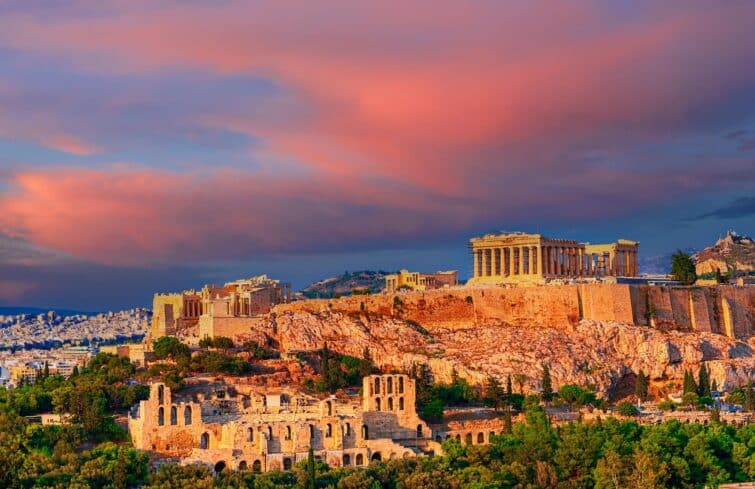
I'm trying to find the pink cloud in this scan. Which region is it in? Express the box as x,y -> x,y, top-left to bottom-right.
45,134 -> 102,155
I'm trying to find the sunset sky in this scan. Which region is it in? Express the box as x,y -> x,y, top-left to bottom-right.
1,1 -> 754,310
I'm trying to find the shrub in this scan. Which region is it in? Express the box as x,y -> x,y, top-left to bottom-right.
658,400 -> 676,411
616,401 -> 639,417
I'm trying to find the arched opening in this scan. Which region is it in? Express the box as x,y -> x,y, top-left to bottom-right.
157,385 -> 164,404
355,453 -> 364,466
417,424 -> 423,437
214,461 -> 226,474
389,452 -> 397,460
247,427 -> 254,442
200,432 -> 209,449
375,397 -> 381,411
435,435 -> 442,442
283,458 -> 292,471
371,452 -> 382,462
374,377 -> 380,394
309,424 -> 315,439
238,461 -> 248,471
361,424 -> 369,440
465,433 -> 473,445
325,423 -> 332,437
285,425 -> 291,440
267,426 -> 273,439
326,401 -> 332,416
170,406 -> 177,425
184,406 -> 192,425
343,454 -> 351,466
345,423 -> 351,436
398,377 -> 404,393
157,406 -> 164,426
477,433 -> 484,444
399,397 -> 404,410
455,434 -> 461,441
387,377 -> 393,394
388,397 -> 393,411
252,460 -> 262,473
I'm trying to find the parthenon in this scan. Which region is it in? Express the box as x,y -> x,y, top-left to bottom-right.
468,232 -> 639,284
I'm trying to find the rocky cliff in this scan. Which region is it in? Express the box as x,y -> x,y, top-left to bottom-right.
229,284 -> 755,398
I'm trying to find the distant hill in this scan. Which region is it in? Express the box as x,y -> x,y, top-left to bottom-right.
298,270 -> 392,298
693,230 -> 754,276
0,306 -> 97,317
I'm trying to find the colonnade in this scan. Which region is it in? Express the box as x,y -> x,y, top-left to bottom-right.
184,300 -> 203,318
473,246 -> 639,278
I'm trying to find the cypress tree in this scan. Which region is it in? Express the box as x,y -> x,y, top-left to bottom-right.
43,361 -> 50,379
683,369 -> 697,395
114,448 -> 128,489
306,447 -> 316,489
506,374 -> 513,397
711,378 -> 718,393
697,364 -> 710,397
71,365 -> 79,377
503,407 -> 512,434
541,364 -> 553,402
635,370 -> 649,402
745,379 -> 754,412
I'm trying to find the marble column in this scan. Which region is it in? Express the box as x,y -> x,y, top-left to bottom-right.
509,247 -> 515,276
474,250 -> 480,278
517,247 -> 524,275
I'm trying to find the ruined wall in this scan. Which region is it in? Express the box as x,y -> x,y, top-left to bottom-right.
198,316 -> 268,340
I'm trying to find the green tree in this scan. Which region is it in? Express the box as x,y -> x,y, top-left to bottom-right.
152,336 -> 190,361
541,364 -> 553,402
635,369 -> 649,402
484,375 -> 504,411
305,447 -> 316,489
506,374 -> 513,397
558,384 -> 596,410
745,379 -> 754,411
670,250 -> 697,285
683,369 -> 697,395
514,373 -> 527,394
697,364 -> 710,397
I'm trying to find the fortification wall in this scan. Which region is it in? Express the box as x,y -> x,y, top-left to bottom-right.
272,284 -> 754,340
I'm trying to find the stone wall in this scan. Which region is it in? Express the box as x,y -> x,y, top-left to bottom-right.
272,284 -> 753,339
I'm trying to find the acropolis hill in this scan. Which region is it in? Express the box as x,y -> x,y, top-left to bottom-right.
155,281 -> 755,397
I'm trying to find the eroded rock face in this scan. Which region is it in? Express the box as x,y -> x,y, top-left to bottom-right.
254,310 -> 755,397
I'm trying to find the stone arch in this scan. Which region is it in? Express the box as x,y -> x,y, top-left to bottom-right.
435,434 -> 442,442
375,397 -> 381,411
267,426 -> 273,439
399,377 -> 404,393
283,457 -> 292,471
238,461 -> 248,471
214,461 -> 226,474
388,397 -> 393,411
455,434 -> 461,441
247,427 -> 254,442
170,406 -> 177,425
387,377 -> 393,394
371,452 -> 382,462
157,385 -> 165,404
477,432 -> 484,444
403,451 -> 412,459
345,422 -> 351,436
184,406 -> 192,425
417,424 -> 423,437
343,454 -> 351,466
361,424 -> 369,440
389,452 -> 397,460
200,432 -> 209,449
374,377 -> 380,394
399,397 -> 404,410
325,400 -> 332,416
252,460 -> 262,472
325,423 -> 332,437
157,406 -> 165,426
465,433 -> 473,445
355,453 -> 364,466
285,425 -> 292,440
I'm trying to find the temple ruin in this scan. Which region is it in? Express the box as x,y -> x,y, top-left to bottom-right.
468,232 -> 639,285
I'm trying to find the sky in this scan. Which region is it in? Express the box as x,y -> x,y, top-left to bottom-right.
0,1 -> 754,311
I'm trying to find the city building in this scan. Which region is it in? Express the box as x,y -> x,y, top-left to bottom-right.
150,275 -> 292,340
468,232 -> 639,285
384,270 -> 459,292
